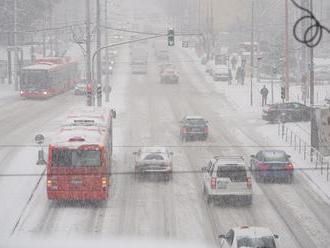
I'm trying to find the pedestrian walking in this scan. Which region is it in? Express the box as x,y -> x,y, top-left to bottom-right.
260,85 -> 269,106
103,84 -> 111,102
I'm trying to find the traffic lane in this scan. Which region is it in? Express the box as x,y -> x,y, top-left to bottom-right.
169,47 -> 313,247
178,47 -> 330,247
0,92 -> 85,237
9,47 -> 131,237
101,50 -> 216,242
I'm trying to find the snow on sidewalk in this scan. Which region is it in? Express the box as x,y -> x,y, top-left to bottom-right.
185,47 -> 330,203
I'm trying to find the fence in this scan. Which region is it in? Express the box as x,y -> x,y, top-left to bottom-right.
277,122 -> 330,182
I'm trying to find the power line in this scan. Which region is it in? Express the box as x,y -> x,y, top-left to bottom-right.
290,0 -> 330,48
0,166 -> 327,177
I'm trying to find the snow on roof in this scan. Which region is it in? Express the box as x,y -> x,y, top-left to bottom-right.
140,147 -> 168,154
232,226 -> 274,237
185,115 -> 204,120
214,156 -> 245,165
52,126 -> 106,148
22,63 -> 59,70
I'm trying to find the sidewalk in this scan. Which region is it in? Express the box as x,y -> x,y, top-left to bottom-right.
0,83 -> 19,105
186,47 -> 330,204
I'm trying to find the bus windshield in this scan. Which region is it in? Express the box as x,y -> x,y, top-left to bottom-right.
51,149 -> 101,167
21,70 -> 48,90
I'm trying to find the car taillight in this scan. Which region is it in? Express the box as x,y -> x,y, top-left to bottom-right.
101,177 -> 107,188
211,177 -> 217,189
285,163 -> 294,171
246,177 -> 252,188
257,163 -> 268,171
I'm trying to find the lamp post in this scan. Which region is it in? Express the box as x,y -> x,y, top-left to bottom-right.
250,0 -> 255,106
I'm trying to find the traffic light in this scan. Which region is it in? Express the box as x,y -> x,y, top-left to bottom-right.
167,28 -> 174,46
281,86 -> 285,100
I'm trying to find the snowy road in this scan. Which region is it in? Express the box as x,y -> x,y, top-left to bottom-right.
1,44 -> 330,247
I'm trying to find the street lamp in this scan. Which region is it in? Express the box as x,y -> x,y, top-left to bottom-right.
250,0 -> 255,106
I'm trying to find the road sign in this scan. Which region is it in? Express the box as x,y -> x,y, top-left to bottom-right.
34,134 -> 45,145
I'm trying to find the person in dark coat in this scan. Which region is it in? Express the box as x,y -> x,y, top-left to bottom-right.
260,85 -> 269,106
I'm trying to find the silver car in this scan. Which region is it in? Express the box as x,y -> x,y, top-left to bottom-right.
202,156 -> 252,205
133,147 -> 173,181
218,226 -> 279,248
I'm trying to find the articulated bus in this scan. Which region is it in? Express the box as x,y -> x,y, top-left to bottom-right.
47,107 -> 114,201
20,57 -> 79,99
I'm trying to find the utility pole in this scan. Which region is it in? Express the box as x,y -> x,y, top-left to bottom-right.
104,0 -> 111,103
309,0 -> 314,106
250,0 -> 254,106
301,0 -> 308,104
85,0 -> 92,84
14,0 -> 19,91
96,0 -> 102,106
284,0 -> 289,101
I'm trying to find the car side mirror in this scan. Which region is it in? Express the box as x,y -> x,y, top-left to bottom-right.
274,234 -> 279,239
287,155 -> 291,158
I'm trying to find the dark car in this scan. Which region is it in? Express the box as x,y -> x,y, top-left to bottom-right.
250,150 -> 294,183
179,116 -> 208,141
262,102 -> 311,123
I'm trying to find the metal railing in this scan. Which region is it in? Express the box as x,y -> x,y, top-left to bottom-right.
277,122 -> 329,181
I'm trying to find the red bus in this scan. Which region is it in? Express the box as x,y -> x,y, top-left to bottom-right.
47,107 -> 113,201
20,57 -> 79,99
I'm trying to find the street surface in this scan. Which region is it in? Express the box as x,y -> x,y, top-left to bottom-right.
1,43 -> 330,248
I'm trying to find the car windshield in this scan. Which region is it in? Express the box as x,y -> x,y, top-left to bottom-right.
237,236 -> 276,248
186,118 -> 206,125
51,149 -> 101,167
216,165 -> 247,182
143,153 -> 165,160
263,151 -> 288,162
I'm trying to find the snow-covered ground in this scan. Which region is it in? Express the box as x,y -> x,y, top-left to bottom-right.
1,24 -> 330,248
186,47 -> 330,203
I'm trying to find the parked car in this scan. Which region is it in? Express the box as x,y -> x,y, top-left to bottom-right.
202,156 -> 252,205
262,102 -> 311,123
212,65 -> 232,82
218,226 -> 279,248
160,64 -> 179,83
73,79 -> 88,95
133,147 -> 173,180
250,150 -> 294,183
179,116 -> 208,141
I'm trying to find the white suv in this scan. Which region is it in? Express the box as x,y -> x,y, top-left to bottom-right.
202,156 -> 252,205
218,226 -> 279,248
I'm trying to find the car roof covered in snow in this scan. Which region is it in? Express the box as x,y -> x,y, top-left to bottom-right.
231,226 -> 275,238
51,126 -> 107,149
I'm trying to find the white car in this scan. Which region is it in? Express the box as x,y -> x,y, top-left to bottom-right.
202,156 -> 252,205
133,147 -> 173,180
213,65 -> 232,82
218,226 -> 279,248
